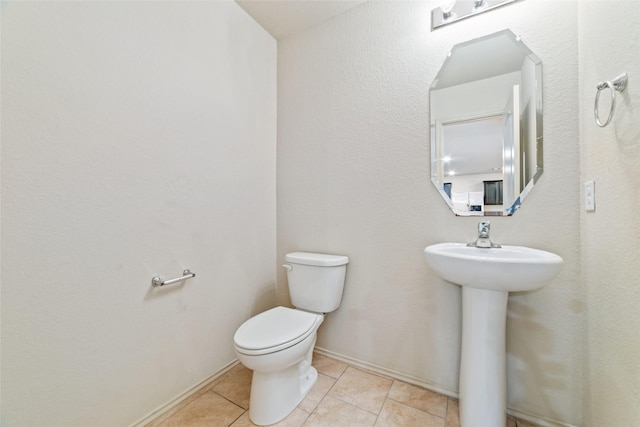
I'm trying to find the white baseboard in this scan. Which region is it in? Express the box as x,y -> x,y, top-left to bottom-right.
130,359 -> 240,427
314,347 -> 458,399
132,349 -> 577,427
314,347 -> 577,427
506,408 -> 578,427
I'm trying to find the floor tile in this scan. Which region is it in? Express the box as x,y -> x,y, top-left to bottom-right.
445,398 -> 460,427
298,373 -> 336,413
328,367 -> 393,414
312,353 -> 348,378
515,420 -> 538,427
158,390 -> 244,427
374,399 -> 445,427
302,395 -> 377,427
145,354 -> 541,427
145,401 -> 190,427
231,408 -> 310,427
211,364 -> 252,409
387,380 -> 448,418
144,376 -> 226,427
445,398 -> 519,427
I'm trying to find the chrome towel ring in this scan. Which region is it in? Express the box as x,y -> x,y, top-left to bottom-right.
594,72 -> 628,127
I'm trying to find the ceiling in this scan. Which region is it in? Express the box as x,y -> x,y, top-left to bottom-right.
235,0 -> 367,40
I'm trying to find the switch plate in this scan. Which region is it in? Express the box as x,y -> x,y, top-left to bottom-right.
585,180 -> 595,211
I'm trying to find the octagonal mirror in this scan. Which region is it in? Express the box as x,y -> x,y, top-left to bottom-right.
430,30 -> 542,216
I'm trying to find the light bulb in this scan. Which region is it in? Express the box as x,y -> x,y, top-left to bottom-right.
473,0 -> 488,12
441,0 -> 457,20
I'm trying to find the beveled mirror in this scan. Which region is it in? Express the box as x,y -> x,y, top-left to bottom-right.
430,30 -> 542,216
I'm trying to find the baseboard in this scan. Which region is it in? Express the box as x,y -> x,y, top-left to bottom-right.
132,349 -> 577,427
506,408 -> 578,427
314,347 -> 577,427
129,359 -> 240,427
314,347 -> 458,399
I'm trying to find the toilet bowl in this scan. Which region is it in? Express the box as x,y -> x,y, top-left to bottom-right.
234,307 -> 324,425
233,252 -> 348,426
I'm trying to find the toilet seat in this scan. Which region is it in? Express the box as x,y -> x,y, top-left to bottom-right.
234,307 -> 323,356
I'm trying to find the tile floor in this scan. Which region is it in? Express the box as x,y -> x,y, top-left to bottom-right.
145,353 -> 538,427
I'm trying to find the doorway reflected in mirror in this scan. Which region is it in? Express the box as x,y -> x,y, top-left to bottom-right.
430,30 -> 542,216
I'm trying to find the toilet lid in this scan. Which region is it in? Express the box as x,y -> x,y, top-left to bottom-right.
234,307 -> 319,352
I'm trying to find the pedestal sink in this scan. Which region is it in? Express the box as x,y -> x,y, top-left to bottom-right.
424,242 -> 563,427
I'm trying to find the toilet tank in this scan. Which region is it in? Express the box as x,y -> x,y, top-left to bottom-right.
284,252 -> 349,313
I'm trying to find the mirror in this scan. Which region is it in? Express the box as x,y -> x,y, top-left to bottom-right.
430,30 -> 542,216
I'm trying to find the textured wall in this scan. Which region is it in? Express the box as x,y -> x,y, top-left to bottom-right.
1,2 -> 276,425
579,2 -> 640,426
278,1 -> 582,425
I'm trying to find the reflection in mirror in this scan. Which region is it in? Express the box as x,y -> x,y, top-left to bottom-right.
430,29 -> 542,216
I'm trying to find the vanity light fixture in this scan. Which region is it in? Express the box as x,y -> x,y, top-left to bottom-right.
473,0 -> 488,12
431,0 -> 522,31
441,0 -> 457,21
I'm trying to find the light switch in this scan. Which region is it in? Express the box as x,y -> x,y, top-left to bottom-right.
585,180 -> 595,211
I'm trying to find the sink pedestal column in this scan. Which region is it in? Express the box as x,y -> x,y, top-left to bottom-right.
459,287 -> 508,427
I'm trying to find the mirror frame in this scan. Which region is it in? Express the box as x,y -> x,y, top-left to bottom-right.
430,30 -> 543,216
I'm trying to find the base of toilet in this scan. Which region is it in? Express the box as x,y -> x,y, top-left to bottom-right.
248,361 -> 317,425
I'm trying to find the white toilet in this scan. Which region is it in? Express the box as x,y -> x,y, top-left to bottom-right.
233,252 -> 349,426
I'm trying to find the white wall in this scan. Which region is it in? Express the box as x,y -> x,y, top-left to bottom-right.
579,2 -> 640,426
3,1 -> 638,426
0,2 -> 276,426
278,1 -> 582,425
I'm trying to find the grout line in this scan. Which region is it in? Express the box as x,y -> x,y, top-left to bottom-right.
444,397 -> 450,425
314,347 -> 458,398
320,356 -> 450,425
211,389 -> 247,413
147,353 -> 564,427
228,409 -> 245,427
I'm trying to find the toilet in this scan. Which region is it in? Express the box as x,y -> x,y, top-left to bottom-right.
233,252 -> 349,426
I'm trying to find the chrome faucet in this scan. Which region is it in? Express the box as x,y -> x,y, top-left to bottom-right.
467,221 -> 501,248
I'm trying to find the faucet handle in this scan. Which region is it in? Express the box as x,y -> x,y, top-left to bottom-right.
478,221 -> 490,236
468,221 -> 500,248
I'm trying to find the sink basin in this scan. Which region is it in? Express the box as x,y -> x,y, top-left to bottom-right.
424,242 -> 563,292
424,242 -> 563,427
